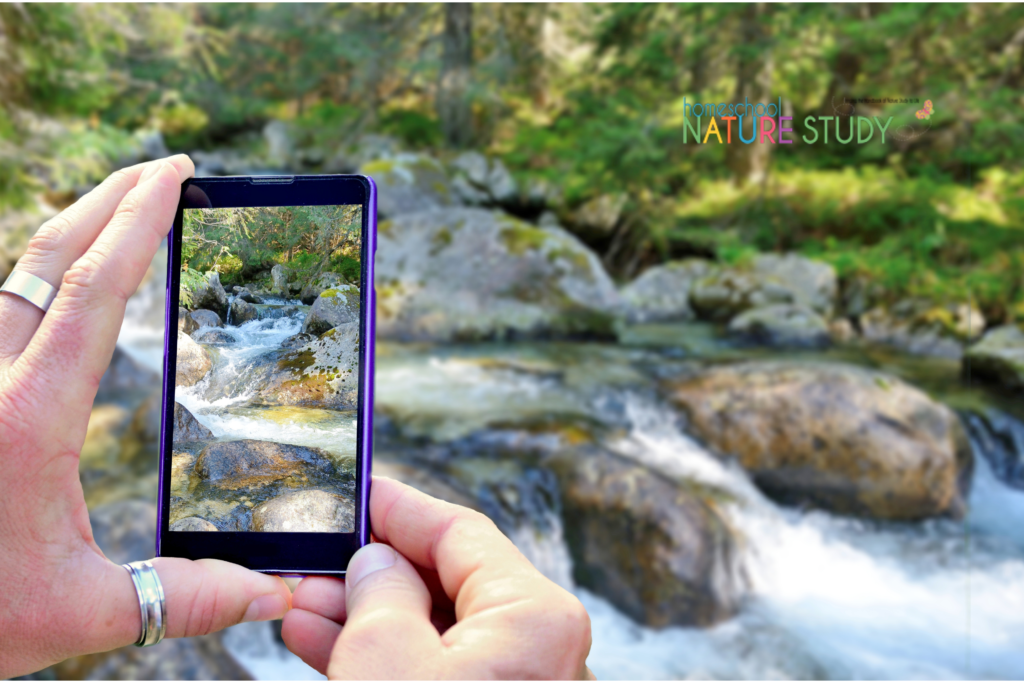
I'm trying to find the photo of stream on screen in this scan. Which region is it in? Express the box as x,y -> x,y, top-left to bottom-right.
170,205 -> 362,533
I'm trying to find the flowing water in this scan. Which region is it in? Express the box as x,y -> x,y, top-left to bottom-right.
118,261 -> 1024,679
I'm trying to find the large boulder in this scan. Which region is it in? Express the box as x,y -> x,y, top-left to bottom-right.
251,489 -> 354,532
192,439 -> 335,491
963,325 -> 1024,391
547,448 -> 745,628
190,309 -> 223,329
193,329 -> 236,344
178,307 -> 199,335
662,361 -> 971,520
192,272 -> 229,319
727,304 -> 830,348
361,153 -> 459,218
300,272 -> 346,306
375,208 -> 622,341
232,286 -> 262,304
256,323 -> 361,410
270,264 -> 293,294
690,253 -> 837,321
175,332 -> 212,387
450,152 -> 518,206
302,285 -> 360,335
229,298 -> 259,325
620,259 -> 714,323
173,402 -> 213,442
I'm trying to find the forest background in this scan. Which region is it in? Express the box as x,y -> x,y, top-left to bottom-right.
1,2 -> 1024,325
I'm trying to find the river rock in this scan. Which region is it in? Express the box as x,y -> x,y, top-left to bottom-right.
861,300 -> 984,358
300,271 -> 346,305
964,325 -> 1024,391
170,516 -> 219,531
620,259 -> 714,323
727,304 -> 831,348
190,308 -> 223,328
375,208 -> 622,341
98,346 -> 159,398
271,264 -> 293,294
233,286 -> 263,304
251,489 -> 355,532
450,152 -> 518,206
174,402 -> 214,442
547,447 -> 744,628
192,271 -> 229,319
961,409 -> 1024,490
193,439 -> 334,490
175,332 -> 212,387
690,253 -> 837,320
361,153 -> 459,218
256,323 -> 360,410
302,285 -> 360,335
663,361 -> 971,519
178,307 -> 199,335
193,329 -> 236,344
230,298 -> 259,324
571,193 -> 628,238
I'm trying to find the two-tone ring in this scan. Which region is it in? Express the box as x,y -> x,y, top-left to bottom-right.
0,270 -> 58,312
123,560 -> 167,647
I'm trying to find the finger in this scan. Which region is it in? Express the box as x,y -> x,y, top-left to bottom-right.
11,161 -> 183,437
0,155 -> 194,364
327,543 -> 441,679
96,557 -> 291,652
291,576 -> 348,623
281,609 -> 342,675
369,476 -> 592,679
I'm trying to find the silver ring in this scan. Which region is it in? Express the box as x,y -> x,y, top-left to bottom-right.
123,560 -> 167,647
0,270 -> 58,312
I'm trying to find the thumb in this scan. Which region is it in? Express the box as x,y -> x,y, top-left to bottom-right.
330,543 -> 441,679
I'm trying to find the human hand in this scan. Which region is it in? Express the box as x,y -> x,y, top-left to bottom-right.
0,157 -> 292,678
282,476 -> 594,679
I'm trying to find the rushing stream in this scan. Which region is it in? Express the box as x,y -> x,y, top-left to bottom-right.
115,259 -> 1024,680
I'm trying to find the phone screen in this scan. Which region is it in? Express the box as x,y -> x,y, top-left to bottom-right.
170,204 -> 363,535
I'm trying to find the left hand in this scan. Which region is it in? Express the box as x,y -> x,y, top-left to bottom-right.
0,157 -> 293,678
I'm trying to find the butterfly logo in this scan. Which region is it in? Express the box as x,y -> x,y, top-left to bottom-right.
915,99 -> 934,120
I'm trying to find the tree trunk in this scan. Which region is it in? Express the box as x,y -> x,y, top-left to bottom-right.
437,3 -> 473,149
725,3 -> 772,187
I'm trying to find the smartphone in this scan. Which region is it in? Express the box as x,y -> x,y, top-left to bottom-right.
157,175 -> 376,574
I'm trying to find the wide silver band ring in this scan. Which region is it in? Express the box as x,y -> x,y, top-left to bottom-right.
0,270 -> 58,312
123,560 -> 167,647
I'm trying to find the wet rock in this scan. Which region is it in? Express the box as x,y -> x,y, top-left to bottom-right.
252,489 -> 355,532
620,259 -> 714,323
690,253 -> 837,320
373,459 -> 482,511
174,402 -> 214,442
98,346 -> 159,398
861,301 -> 984,358
281,332 -> 316,349
360,153 -> 459,217
375,208 -> 622,341
547,447 -> 745,628
178,307 -> 199,335
193,439 -> 334,490
961,409 -> 1024,490
257,304 -> 302,321
230,298 -> 259,324
256,323 -> 360,410
176,332 -> 212,387
271,264 -> 293,294
190,308 -> 223,328
193,329 -> 236,344
233,286 -> 263,304
964,325 -> 1024,391
192,272 -> 229,319
300,271 -> 346,305
727,304 -> 831,348
170,516 -> 219,531
663,361 -> 971,519
302,285 -> 360,335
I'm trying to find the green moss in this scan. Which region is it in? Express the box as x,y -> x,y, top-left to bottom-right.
430,227 -> 452,255
378,220 -> 393,237
362,159 -> 396,175
499,218 -> 551,256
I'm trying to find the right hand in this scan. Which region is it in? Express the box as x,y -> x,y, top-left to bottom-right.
282,476 -> 594,679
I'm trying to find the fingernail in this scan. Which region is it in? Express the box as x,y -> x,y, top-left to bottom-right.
138,161 -> 168,185
346,543 -> 397,588
242,593 -> 289,623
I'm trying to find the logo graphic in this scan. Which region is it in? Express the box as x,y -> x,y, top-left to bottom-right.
915,99 -> 934,120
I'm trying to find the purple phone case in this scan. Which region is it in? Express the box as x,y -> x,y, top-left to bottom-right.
155,176 -> 377,570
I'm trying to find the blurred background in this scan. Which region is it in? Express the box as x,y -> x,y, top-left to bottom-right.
4,3 -> 1024,680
